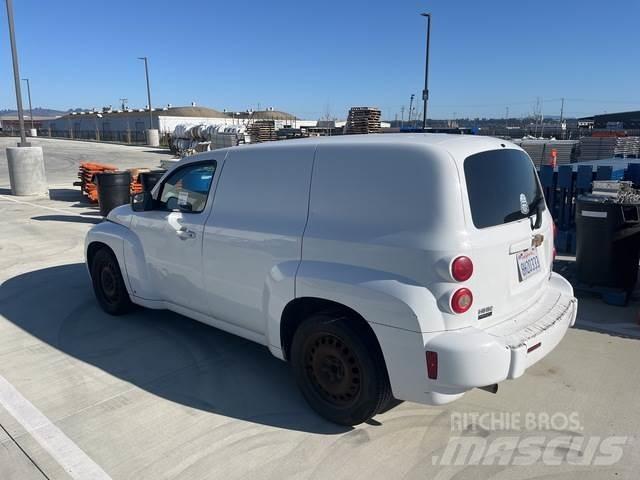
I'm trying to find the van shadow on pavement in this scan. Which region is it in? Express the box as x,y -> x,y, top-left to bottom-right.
0,263 -> 348,434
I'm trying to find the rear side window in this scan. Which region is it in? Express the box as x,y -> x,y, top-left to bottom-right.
464,149 -> 543,229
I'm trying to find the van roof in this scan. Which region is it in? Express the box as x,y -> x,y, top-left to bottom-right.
186,133 -> 523,165
239,133 -> 518,159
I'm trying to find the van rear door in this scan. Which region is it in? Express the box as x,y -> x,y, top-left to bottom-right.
462,148 -> 553,326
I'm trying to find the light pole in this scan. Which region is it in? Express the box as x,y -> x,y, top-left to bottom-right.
138,56 -> 160,146
22,78 -> 33,130
137,56 -> 153,129
4,0 -> 47,196
408,94 -> 415,125
420,12 -> 431,131
5,0 -> 28,146
94,113 -> 103,141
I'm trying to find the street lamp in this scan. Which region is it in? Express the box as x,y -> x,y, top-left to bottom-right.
420,12 -> 432,130
137,56 -> 153,129
22,78 -> 33,130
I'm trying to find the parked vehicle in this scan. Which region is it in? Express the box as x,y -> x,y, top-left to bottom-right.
85,134 -> 578,425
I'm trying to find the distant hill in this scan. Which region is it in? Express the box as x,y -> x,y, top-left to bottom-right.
0,108 -> 67,117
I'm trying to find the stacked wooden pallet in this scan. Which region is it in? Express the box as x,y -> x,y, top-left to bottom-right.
544,140 -> 579,166
344,107 -> 381,135
247,121 -> 277,143
614,137 -> 640,158
578,137 -> 618,161
513,140 -> 579,167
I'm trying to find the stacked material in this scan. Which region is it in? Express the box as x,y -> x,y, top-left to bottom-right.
276,128 -> 309,140
344,107 -> 381,134
614,137 -> 640,158
578,137 -> 618,161
171,123 -> 248,156
210,125 -> 249,149
514,139 -> 579,167
77,162 -> 117,203
517,140 -> 546,166
247,121 -> 277,143
128,168 -> 151,196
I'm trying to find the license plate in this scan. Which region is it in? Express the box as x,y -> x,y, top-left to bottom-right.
517,248 -> 541,282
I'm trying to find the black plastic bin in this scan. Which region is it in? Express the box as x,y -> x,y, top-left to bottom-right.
575,194 -> 640,290
139,170 -> 166,192
95,171 -> 132,217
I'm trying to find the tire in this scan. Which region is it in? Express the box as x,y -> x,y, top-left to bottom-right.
378,397 -> 404,414
291,311 -> 392,426
90,248 -> 133,315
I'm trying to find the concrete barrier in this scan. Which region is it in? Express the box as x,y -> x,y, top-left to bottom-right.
6,146 -> 48,196
146,129 -> 160,147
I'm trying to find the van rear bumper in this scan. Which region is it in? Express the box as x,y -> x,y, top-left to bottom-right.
422,272 -> 577,395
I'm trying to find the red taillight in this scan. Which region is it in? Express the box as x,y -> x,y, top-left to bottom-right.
451,256 -> 473,282
451,288 -> 473,314
426,351 -> 438,379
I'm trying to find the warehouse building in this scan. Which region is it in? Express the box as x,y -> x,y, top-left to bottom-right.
579,110 -> 640,130
42,105 -> 315,143
1,113 -> 59,133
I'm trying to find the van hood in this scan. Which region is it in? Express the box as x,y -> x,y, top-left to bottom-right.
106,204 -> 133,228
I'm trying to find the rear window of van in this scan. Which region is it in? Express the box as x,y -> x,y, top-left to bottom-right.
464,149 -> 544,229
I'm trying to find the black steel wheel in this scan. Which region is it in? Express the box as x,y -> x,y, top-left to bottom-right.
91,248 -> 133,315
291,311 -> 391,425
304,332 -> 363,407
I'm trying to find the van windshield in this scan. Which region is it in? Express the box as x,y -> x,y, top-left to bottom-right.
464,149 -> 544,229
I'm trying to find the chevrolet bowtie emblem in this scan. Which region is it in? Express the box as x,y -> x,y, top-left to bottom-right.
532,234 -> 544,248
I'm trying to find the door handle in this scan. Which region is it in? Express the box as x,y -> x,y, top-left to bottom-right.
176,226 -> 196,239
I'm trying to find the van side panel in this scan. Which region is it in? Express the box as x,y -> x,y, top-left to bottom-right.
299,143 -> 467,333
202,144 -> 314,344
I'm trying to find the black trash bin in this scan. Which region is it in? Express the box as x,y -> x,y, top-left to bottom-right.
139,169 -> 166,192
576,194 -> 640,291
95,171 -> 132,217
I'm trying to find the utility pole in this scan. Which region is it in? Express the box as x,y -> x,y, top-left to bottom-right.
505,106 -> 509,129
5,0 -> 28,146
119,98 -> 128,111
420,12 -> 432,130
400,106 -> 405,128
21,78 -> 33,129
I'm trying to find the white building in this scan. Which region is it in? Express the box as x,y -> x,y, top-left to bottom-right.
42,106 -> 315,143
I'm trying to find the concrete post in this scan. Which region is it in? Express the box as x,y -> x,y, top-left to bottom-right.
146,128 -> 160,147
6,146 -> 47,196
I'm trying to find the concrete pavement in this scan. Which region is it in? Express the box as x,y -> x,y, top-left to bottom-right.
0,138 -> 639,479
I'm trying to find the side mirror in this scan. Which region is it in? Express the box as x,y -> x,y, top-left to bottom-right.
131,191 -> 154,212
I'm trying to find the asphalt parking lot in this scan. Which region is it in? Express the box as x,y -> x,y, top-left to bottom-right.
0,137 -> 639,479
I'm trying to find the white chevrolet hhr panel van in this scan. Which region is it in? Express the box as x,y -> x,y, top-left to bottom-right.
86,134 -> 577,425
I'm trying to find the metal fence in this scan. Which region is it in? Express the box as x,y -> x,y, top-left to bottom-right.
0,127 -> 170,146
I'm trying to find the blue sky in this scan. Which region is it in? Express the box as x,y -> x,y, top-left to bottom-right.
0,0 -> 638,120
